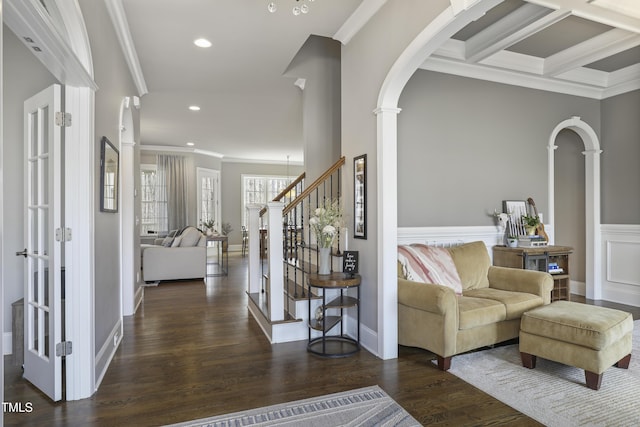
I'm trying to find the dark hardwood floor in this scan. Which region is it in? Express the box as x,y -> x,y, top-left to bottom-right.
4,253 -> 639,426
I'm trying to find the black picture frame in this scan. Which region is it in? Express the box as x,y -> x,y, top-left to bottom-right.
100,136 -> 119,213
354,154 -> 366,239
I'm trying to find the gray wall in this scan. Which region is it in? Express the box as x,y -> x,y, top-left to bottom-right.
221,161 -> 303,246
79,0 -> 139,376
555,129 -> 586,282
397,70 -> 601,227
601,90 -> 640,224
285,36 -> 341,181
2,25 -> 58,335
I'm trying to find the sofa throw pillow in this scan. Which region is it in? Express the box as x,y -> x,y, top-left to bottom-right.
171,235 -> 183,247
180,227 -> 203,247
397,244 -> 463,295
161,230 -> 178,247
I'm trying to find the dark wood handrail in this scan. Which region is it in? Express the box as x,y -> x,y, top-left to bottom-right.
259,172 -> 306,217
274,172 -> 305,202
283,156 -> 345,216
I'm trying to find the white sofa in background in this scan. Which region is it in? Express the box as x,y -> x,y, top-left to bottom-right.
141,226 -> 206,282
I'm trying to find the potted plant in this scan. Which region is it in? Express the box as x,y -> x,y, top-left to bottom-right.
200,219 -> 217,236
309,199 -> 343,275
507,235 -> 518,247
220,222 -> 233,251
521,214 -> 540,236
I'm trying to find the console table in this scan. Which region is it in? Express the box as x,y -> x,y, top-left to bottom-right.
206,235 -> 228,277
307,272 -> 360,357
493,245 -> 573,301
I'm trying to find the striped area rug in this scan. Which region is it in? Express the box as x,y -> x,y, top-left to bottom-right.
165,386 -> 420,427
447,320 -> 640,426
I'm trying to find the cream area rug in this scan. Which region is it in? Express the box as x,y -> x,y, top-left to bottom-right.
165,385 -> 420,427
446,320 -> 640,427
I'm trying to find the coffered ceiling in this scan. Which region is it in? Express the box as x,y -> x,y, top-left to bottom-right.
422,0 -> 640,99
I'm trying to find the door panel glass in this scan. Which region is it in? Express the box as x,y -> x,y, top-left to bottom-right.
42,157 -> 49,205
30,161 -> 38,205
44,310 -> 50,358
40,107 -> 49,155
42,208 -> 49,257
31,305 -> 39,353
30,113 -> 38,157
43,259 -> 50,307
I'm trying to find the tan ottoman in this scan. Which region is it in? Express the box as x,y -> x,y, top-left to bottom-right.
520,301 -> 633,390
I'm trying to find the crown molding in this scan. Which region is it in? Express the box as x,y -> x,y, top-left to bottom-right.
104,0 -> 148,97
140,145 -> 224,159
333,0 -> 387,45
222,157 -> 304,166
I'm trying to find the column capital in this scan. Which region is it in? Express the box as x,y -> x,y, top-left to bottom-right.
373,106 -> 402,116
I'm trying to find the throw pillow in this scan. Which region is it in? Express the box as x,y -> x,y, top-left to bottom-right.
171,235 -> 183,247
161,229 -> 178,247
180,227 -> 203,247
397,244 -> 463,295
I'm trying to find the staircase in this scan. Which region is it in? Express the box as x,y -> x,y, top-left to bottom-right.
246,157 -> 345,343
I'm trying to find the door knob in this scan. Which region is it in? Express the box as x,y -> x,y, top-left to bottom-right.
16,249 -> 27,258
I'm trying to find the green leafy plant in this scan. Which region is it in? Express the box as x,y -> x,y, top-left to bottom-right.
521,214 -> 540,227
200,218 -> 216,231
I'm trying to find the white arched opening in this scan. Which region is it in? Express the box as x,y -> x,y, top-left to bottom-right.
375,0 -> 503,358
548,117 -> 602,300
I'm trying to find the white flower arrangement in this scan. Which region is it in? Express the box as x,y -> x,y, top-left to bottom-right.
309,199 -> 343,248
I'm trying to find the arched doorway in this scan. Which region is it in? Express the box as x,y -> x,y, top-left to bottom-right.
375,0 -> 503,359
548,117 -> 602,300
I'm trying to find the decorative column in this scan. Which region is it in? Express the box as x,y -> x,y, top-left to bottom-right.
374,106 -> 401,360
583,148 -> 603,300
246,204 -> 262,295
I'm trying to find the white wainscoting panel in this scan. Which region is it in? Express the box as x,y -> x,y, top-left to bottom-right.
601,225 -> 640,306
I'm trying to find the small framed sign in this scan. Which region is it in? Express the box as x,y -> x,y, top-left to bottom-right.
343,251 -> 359,277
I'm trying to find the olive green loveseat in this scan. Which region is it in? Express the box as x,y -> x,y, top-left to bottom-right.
398,241 -> 553,370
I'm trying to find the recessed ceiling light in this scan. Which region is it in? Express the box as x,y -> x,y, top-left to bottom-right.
193,38 -> 212,48
186,142 -> 195,147
189,105 -> 201,111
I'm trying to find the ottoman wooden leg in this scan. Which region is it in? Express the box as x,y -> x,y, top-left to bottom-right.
615,354 -> 631,369
585,371 -> 602,390
520,352 -> 536,369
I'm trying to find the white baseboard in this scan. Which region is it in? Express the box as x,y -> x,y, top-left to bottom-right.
94,320 -> 122,390
133,285 -> 144,313
4,332 -> 12,355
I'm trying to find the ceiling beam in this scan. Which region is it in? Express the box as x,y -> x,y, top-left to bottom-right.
466,4 -> 568,63
544,28 -> 640,76
526,0 -> 640,33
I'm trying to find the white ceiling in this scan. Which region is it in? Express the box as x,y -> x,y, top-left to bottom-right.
117,0 -> 640,163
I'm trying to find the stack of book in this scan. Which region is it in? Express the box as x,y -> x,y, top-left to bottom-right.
517,235 -> 547,247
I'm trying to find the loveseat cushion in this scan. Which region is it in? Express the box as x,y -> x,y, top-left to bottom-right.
458,296 -> 506,330
448,241 -> 490,290
463,288 -> 544,320
398,244 -> 463,294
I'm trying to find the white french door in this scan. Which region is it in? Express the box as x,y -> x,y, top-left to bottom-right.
22,84 -> 63,401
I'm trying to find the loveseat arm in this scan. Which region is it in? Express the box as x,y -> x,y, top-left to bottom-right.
398,278 -> 458,315
488,266 -> 554,305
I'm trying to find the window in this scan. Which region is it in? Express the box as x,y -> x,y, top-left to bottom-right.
242,175 -> 290,227
140,164 -> 167,236
197,168 -> 220,230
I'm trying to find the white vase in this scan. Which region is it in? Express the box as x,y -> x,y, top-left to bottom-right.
318,247 -> 331,275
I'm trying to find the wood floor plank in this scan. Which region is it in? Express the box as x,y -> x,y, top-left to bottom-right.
6,253 -> 638,426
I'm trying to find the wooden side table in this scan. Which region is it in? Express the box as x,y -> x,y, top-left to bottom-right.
206,235 -> 228,277
307,272 -> 361,357
493,245 -> 573,301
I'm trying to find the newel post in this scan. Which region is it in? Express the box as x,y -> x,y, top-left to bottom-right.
246,204 -> 262,295
266,201 -> 285,322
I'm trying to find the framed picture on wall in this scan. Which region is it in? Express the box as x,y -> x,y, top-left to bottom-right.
354,154 -> 367,239
100,136 -> 119,213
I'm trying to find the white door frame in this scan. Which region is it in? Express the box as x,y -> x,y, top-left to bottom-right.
4,0 -> 97,400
